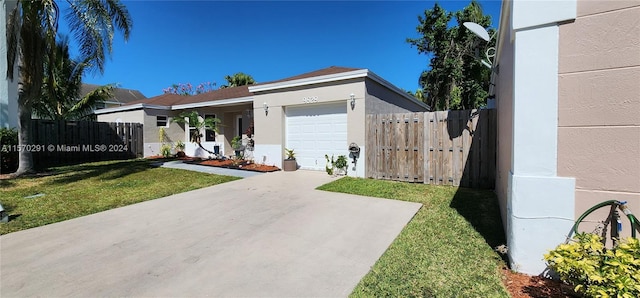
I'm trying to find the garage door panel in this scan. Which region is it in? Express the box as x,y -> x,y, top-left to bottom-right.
286,103 -> 347,171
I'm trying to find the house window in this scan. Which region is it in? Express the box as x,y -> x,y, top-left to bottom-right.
205,114 -> 216,142
189,127 -> 199,143
157,115 -> 169,127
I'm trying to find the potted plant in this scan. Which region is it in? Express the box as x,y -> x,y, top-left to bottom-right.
283,148 -> 297,171
334,155 -> 348,175
231,136 -> 244,158
174,140 -> 186,158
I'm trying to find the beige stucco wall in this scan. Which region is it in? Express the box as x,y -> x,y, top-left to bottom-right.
494,16 -> 515,226
558,2 -> 640,218
252,79 -> 365,167
364,79 -> 427,114
142,109 -> 182,144
97,104 -> 253,157
97,109 -> 145,124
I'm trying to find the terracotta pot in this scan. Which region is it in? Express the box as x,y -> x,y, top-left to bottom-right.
283,159 -> 297,171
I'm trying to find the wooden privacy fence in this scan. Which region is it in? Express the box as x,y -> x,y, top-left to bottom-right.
30,120 -> 143,167
366,109 -> 496,189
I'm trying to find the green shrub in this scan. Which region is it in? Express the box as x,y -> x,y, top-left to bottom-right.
334,155 -> 348,172
324,154 -> 349,176
544,233 -> 640,298
0,127 -> 18,173
160,144 -> 172,158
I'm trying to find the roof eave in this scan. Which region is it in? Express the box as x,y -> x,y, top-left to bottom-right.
93,103 -> 170,114
248,69 -> 369,92
172,96 -> 254,110
248,68 -> 429,110
366,70 -> 431,111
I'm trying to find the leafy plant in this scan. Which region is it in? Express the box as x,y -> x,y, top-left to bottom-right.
160,144 -> 172,158
334,155 -> 348,173
231,136 -> 243,150
285,148 -> 295,160
325,154 -> 335,175
158,127 -> 172,157
544,233 -> 640,297
0,128 -> 18,173
158,127 -> 168,143
325,154 -> 348,176
175,140 -> 185,152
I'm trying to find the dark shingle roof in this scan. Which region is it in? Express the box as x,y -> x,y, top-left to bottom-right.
124,66 -> 361,107
255,66 -> 362,85
124,85 -> 252,107
81,84 -> 146,104
125,93 -> 188,106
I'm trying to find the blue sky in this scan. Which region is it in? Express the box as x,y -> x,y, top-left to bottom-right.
60,1 -> 502,97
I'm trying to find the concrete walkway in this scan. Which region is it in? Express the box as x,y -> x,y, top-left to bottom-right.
1,170 -> 421,297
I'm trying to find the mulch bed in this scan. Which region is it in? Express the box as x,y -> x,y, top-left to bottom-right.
193,159 -> 280,173
502,266 -> 579,298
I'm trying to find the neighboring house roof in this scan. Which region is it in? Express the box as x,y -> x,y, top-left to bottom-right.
95,66 -> 428,114
81,83 -> 147,105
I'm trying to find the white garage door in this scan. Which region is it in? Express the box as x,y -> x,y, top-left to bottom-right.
286,102 -> 347,171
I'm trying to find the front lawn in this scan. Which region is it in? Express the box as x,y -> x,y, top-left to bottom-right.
317,177 -> 509,297
0,159 -> 239,234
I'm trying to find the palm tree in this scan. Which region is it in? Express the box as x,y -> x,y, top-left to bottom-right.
220,72 -> 255,88
34,36 -> 116,120
171,111 -> 221,156
6,0 -> 132,175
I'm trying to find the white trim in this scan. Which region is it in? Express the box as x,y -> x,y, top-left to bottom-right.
101,100 -> 123,105
249,69 -> 369,92
512,0 -> 576,31
172,96 -> 253,110
94,97 -> 253,115
504,10 -> 577,274
94,103 -> 170,114
249,69 -> 430,110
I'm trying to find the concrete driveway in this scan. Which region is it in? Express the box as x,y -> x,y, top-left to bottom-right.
1,170 -> 421,297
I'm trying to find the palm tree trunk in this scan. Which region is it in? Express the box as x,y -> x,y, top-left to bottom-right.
197,142 -> 215,156
15,102 -> 34,175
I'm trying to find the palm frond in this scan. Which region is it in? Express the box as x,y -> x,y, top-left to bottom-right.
69,83 -> 116,117
65,0 -> 132,75
105,0 -> 132,40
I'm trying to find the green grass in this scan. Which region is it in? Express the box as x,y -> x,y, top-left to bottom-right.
0,159 -> 240,235
317,177 -> 509,297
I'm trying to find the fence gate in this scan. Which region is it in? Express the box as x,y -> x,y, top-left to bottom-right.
31,120 -> 143,167
366,109 -> 496,189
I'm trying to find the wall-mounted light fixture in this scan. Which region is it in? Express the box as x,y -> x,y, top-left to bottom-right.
350,93 -> 356,110
263,102 -> 269,115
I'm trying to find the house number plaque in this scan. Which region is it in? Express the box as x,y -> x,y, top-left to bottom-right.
302,96 -> 318,103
